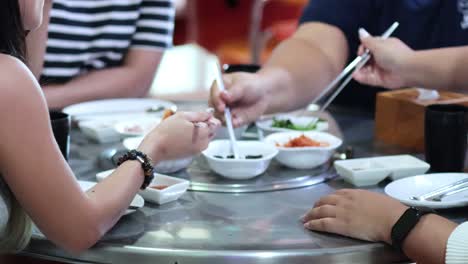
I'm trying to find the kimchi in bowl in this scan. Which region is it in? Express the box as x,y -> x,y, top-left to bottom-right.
264,131 -> 342,169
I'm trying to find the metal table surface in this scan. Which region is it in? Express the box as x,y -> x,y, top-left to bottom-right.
23,105 -> 468,264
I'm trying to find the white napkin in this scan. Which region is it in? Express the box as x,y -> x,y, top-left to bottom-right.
416,88 -> 440,101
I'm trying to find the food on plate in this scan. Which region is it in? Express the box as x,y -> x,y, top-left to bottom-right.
151,185 -> 169,190
162,109 -> 175,120
271,117 -> 325,131
277,135 -> 330,148
213,154 -> 264,160
123,124 -> 144,134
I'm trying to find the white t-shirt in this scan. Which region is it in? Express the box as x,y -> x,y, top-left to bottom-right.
40,0 -> 175,84
446,222 -> 468,263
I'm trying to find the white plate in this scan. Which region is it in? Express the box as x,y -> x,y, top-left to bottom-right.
63,98 -> 176,122
114,117 -> 161,137
385,173 -> 468,209
78,180 -> 144,215
122,137 -> 194,173
96,170 -> 189,205
334,155 -> 430,187
256,114 -> 328,137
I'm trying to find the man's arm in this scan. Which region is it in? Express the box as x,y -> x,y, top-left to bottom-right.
260,22 -> 349,114
42,49 -> 163,109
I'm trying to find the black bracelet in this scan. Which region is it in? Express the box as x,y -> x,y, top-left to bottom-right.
117,150 -> 154,190
391,207 -> 432,252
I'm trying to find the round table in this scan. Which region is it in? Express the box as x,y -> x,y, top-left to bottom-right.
22,104 -> 467,264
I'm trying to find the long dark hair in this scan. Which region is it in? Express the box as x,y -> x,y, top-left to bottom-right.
0,0 -> 26,61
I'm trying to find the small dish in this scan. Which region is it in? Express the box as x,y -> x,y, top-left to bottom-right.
114,117 -> 161,137
334,159 -> 392,187
78,120 -> 122,143
78,180 -> 144,214
202,140 -> 278,180
96,170 -> 190,205
256,114 -> 328,137
334,155 -> 430,187
123,137 -> 194,173
264,131 -> 342,170
385,173 -> 468,209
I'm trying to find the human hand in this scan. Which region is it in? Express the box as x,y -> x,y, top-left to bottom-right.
302,189 -> 408,244
138,112 -> 221,161
353,30 -> 415,89
209,72 -> 269,127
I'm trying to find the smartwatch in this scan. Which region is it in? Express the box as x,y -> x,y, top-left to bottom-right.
391,207 -> 433,252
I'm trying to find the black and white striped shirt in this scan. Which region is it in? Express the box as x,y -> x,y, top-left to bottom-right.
40,0 -> 175,84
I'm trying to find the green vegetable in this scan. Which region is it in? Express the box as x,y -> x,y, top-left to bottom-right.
271,117 -> 325,131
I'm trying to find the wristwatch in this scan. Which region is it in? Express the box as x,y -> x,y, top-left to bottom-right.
391,207 -> 433,252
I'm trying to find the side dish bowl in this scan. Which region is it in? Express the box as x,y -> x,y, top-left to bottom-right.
264,131 -> 342,169
202,140 -> 278,180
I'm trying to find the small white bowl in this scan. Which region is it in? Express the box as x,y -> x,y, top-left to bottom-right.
334,155 -> 430,186
202,140 -> 278,180
114,117 -> 161,137
256,114 -> 329,137
96,170 -> 189,205
334,159 -> 392,187
123,137 -> 194,173
264,131 -> 342,170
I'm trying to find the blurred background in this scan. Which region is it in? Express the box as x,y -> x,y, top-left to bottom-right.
151,0 -> 307,99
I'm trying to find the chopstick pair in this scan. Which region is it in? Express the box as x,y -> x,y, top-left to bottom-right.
306,22 -> 400,126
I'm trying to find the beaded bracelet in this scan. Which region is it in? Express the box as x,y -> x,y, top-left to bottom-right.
117,150 -> 154,190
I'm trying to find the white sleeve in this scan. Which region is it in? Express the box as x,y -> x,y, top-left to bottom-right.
446,222 -> 468,264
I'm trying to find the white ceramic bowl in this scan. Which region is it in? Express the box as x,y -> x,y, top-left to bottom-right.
96,170 -> 189,205
202,140 -> 278,180
264,131 -> 342,170
123,137 -> 194,173
256,114 -> 329,137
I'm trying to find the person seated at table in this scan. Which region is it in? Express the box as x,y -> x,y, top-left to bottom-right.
210,0 -> 468,127
301,35 -> 468,264
0,0 -> 220,254
29,0 -> 175,109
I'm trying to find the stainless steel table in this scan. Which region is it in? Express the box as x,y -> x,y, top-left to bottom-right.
23,105 -> 467,264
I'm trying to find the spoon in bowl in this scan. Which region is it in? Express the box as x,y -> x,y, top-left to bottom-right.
214,61 -> 242,159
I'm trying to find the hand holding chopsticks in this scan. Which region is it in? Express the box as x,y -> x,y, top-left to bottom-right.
306,22 -> 400,126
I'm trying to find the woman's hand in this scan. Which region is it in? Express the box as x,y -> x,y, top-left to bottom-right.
302,189 -> 408,244
353,34 -> 415,89
138,111 -> 220,161
209,72 -> 270,127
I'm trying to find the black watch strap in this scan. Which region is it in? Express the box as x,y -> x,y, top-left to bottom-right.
391,207 -> 432,252
117,150 -> 154,190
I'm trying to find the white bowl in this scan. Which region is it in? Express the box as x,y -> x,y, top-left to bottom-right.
264,131 -> 342,170
96,170 -> 190,205
202,140 -> 278,180
334,155 -> 430,186
256,114 -> 329,137
123,137 -> 194,173
114,117 -> 161,137
334,159 -> 391,187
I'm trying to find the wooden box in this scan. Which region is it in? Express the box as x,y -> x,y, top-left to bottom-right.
375,88 -> 468,152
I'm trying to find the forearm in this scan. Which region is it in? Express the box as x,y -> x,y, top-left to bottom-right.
259,23 -> 348,114
404,47 -> 468,91
260,40 -> 339,113
43,65 -> 155,109
396,214 -> 457,264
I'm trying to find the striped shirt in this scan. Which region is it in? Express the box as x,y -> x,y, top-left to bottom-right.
40,0 -> 175,84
